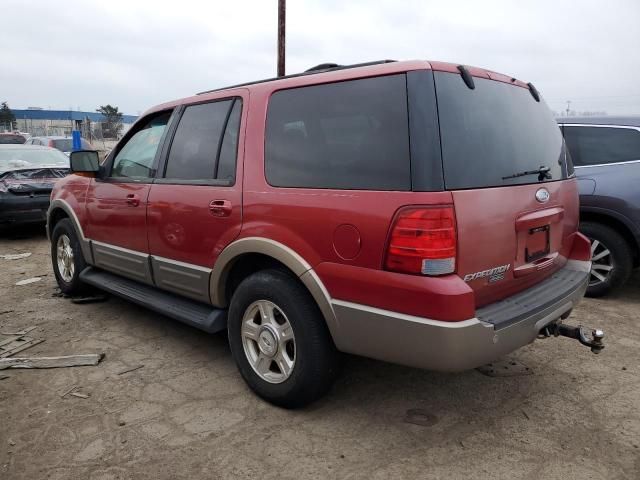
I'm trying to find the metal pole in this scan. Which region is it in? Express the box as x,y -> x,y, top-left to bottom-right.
278,0 -> 286,77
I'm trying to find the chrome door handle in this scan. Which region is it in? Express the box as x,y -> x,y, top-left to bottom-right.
126,194 -> 140,207
209,199 -> 232,217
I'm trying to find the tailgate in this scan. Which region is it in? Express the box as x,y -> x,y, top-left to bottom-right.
432,69 -> 577,307
453,180 -> 579,307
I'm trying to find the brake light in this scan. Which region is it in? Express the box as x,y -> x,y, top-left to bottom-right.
384,206 -> 457,276
48,140 -> 55,147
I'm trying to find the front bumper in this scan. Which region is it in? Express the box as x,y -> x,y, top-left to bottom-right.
0,194 -> 51,225
330,261 -> 590,372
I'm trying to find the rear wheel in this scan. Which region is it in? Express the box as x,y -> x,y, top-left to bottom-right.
51,219 -> 88,295
227,269 -> 340,408
580,222 -> 632,297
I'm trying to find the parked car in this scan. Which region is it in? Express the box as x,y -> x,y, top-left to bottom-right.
25,135 -> 93,155
0,133 -> 27,144
557,116 -> 640,296
48,60 -> 602,407
0,145 -> 69,226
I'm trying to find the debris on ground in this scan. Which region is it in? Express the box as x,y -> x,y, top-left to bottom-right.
0,253 -> 32,260
71,294 -> 109,304
60,385 -> 79,398
0,375 -> 9,380
0,326 -> 43,358
476,359 -> 533,377
0,353 -> 105,370
0,310 -> 14,316
70,392 -> 90,399
15,277 -> 41,286
404,409 -> 438,427
116,364 -> 144,375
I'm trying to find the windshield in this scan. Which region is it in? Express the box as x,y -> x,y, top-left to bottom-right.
0,148 -> 69,172
0,134 -> 26,144
52,138 -> 93,151
435,72 -> 566,189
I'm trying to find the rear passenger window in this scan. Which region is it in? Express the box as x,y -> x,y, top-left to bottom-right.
165,100 -> 232,180
563,126 -> 640,166
265,75 -> 411,190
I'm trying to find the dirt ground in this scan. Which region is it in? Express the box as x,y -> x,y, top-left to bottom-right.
0,227 -> 638,480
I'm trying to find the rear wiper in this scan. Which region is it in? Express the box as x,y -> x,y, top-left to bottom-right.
502,165 -> 551,181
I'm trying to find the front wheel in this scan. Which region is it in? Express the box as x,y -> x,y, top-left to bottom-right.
227,269 -> 340,408
51,218 -> 88,295
580,222 -> 633,297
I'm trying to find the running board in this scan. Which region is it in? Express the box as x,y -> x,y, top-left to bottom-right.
79,267 -> 227,334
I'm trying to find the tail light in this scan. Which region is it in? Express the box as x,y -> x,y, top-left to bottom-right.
48,140 -> 55,147
384,205 -> 457,276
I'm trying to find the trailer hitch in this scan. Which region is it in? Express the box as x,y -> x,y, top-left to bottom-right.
541,323 -> 605,354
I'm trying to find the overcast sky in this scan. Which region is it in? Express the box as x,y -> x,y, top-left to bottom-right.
2,0 -> 639,116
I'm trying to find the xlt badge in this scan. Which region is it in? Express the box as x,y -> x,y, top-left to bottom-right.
463,264 -> 511,283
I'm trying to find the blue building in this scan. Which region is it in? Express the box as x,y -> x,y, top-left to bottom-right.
11,108 -> 138,138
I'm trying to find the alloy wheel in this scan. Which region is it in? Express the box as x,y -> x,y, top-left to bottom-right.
241,300 -> 296,384
56,234 -> 75,283
589,238 -> 614,287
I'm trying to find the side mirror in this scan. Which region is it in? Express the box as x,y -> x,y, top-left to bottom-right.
70,150 -> 100,174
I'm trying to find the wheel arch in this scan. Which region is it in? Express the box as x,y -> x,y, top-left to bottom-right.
580,209 -> 640,267
210,237 -> 338,338
47,199 -> 93,264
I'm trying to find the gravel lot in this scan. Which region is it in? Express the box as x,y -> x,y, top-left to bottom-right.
1,227 -> 638,480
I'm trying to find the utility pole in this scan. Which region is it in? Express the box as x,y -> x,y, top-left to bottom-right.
565,100 -> 572,116
278,0 -> 286,77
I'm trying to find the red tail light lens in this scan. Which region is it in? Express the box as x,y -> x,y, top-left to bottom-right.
384,206 -> 457,276
48,140 -> 55,147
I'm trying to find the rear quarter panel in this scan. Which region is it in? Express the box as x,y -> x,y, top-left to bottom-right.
240,83 -> 476,321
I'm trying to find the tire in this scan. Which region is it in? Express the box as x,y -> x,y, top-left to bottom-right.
227,269 -> 340,408
51,218 -> 88,295
580,221 -> 633,297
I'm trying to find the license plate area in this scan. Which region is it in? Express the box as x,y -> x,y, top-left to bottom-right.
525,225 -> 550,263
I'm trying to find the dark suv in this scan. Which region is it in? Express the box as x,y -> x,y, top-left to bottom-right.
558,116 -> 640,296
47,60 -> 602,407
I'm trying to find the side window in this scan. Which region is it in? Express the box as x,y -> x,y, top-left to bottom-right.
564,126 -> 640,166
111,111 -> 171,178
265,75 -> 411,190
164,99 -> 238,181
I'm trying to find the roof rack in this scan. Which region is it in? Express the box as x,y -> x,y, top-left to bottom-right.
197,60 -> 397,95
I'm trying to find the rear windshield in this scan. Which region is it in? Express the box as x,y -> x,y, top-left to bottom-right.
0,134 -> 26,144
52,139 -> 92,151
435,72 -> 566,189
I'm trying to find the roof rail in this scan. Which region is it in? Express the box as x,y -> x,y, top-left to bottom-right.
305,63 -> 341,72
197,59 -> 397,95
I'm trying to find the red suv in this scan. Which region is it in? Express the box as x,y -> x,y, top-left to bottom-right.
48,60 -> 602,407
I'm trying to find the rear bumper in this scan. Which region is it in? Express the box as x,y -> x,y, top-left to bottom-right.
330,260 -> 590,371
0,194 -> 50,224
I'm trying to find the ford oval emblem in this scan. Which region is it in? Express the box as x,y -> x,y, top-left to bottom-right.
535,188 -> 550,203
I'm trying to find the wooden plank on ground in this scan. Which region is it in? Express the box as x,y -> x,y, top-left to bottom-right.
0,326 -> 37,337
0,339 -> 45,358
0,354 -> 104,370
